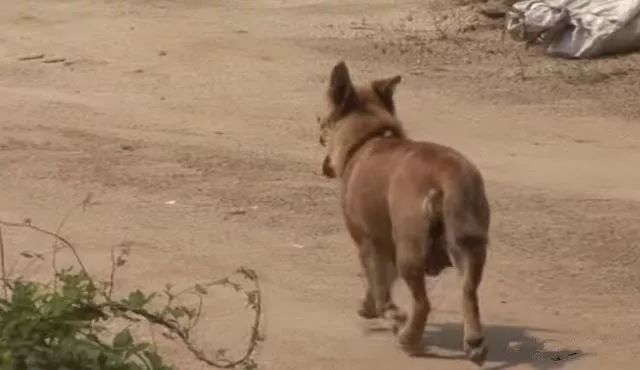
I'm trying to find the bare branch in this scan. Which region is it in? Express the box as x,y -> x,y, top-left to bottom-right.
108,246 -> 117,299
0,227 -> 8,298
0,219 -> 95,287
102,268 -> 262,369
52,192 -> 93,288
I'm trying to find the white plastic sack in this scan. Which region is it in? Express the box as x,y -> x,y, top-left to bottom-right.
506,0 -> 640,58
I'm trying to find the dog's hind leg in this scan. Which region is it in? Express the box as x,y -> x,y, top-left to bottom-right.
395,236 -> 429,356
448,242 -> 488,366
442,185 -> 490,366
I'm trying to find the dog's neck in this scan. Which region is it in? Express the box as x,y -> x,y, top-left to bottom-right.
333,120 -> 405,179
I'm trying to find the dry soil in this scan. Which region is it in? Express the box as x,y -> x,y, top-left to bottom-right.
1,1 -> 640,370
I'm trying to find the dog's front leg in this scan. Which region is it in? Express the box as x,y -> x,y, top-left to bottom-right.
356,239 -> 403,322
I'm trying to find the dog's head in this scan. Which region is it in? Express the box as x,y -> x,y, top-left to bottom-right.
317,61 -> 402,178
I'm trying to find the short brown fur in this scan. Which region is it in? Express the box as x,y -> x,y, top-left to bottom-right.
317,61 -> 491,366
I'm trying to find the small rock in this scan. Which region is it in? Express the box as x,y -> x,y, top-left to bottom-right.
158,50 -> 167,56
228,209 -> 247,215
478,7 -> 507,20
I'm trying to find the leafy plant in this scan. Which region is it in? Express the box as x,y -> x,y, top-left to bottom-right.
0,269 -> 173,370
0,209 -> 262,370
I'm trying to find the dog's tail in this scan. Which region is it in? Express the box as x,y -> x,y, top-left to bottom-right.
422,188 -> 451,276
441,174 -> 490,252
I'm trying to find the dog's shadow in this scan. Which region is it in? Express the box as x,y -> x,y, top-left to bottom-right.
365,321 -> 586,369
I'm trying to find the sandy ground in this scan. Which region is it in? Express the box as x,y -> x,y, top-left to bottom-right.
1,1 -> 640,369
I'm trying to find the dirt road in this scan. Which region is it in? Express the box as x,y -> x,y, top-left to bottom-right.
1,1 -> 639,369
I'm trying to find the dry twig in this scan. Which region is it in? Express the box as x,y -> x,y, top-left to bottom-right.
18,53 -> 45,61
0,228 -> 7,298
52,192 -> 94,289
0,219 -> 94,286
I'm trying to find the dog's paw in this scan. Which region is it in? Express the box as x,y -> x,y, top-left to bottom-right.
385,307 -> 407,334
391,309 -> 407,324
391,319 -> 402,335
398,338 -> 424,357
464,337 -> 488,367
398,329 -> 424,357
357,299 -> 378,319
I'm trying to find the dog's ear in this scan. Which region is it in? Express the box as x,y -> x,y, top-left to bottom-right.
372,75 -> 401,114
328,61 -> 357,113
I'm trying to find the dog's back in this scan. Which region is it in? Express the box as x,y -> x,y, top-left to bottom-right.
343,136 -> 490,254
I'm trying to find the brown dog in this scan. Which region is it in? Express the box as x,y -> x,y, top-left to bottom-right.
317,61 -> 490,366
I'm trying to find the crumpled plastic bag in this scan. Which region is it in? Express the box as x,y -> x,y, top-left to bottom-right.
506,0 -> 640,58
